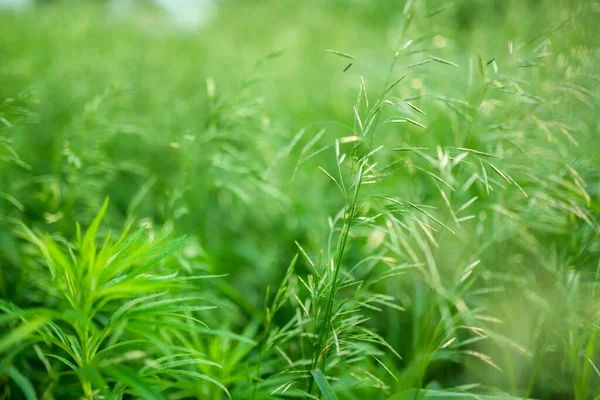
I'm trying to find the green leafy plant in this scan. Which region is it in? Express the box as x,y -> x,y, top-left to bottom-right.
1,199 -> 228,399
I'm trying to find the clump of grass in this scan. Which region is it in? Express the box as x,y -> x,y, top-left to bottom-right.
1,199 -> 229,399
241,2 -> 599,399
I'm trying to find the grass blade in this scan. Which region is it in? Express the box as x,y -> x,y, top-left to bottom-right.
311,370 -> 338,400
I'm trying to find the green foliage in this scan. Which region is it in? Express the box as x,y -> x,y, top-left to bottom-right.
388,389 -> 532,400
1,0 -> 599,399
311,370 -> 338,400
1,199 -> 228,399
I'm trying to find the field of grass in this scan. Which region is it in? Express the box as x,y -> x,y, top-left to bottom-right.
1,0 -> 599,399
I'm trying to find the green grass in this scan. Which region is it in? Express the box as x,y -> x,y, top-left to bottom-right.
1,0 -> 599,399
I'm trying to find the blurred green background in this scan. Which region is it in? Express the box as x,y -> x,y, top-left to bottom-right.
1,0 -> 599,399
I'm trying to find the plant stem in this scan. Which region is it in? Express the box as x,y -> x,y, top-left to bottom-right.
308,12 -> 410,394
309,162 -> 364,394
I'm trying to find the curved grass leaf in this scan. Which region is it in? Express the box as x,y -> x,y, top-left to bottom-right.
0,316 -> 49,354
310,370 -> 338,400
8,366 -> 37,400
